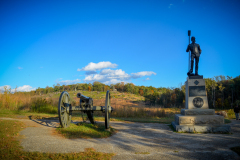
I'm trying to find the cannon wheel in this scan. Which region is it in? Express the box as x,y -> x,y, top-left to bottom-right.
105,90 -> 110,129
87,100 -> 95,124
58,91 -> 71,128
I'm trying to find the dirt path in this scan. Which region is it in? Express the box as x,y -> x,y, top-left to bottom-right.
1,117 -> 240,160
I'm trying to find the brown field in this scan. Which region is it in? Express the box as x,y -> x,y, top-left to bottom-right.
1,90 -> 235,121
0,91 -> 180,120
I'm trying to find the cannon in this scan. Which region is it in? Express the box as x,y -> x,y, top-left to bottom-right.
58,90 -> 113,129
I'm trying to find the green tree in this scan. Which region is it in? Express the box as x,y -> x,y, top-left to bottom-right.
125,83 -> 134,93
45,86 -> 49,94
120,82 -> 124,92
82,83 -> 88,90
218,83 -> 225,109
133,86 -> 139,95
211,78 -> 218,108
71,84 -> 77,91
93,82 -> 103,91
77,83 -> 83,90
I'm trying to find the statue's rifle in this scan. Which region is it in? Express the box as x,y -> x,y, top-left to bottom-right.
188,30 -> 191,72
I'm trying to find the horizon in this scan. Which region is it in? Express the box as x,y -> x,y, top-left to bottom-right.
0,74 -> 238,93
1,0 -> 240,92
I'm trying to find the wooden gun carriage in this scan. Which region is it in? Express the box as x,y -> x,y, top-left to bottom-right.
58,90 -> 113,129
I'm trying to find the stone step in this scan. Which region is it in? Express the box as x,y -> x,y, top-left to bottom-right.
174,114 -> 224,125
171,121 -> 231,133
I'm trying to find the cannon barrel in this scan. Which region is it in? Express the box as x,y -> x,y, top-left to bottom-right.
77,93 -> 91,101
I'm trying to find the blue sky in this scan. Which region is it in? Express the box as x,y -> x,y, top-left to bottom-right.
0,0 -> 240,92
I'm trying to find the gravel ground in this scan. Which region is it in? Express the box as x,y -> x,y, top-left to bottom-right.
1,117 -> 240,160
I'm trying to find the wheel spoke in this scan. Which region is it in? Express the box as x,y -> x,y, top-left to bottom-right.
63,94 -> 65,103
105,91 -> 110,129
64,112 -> 68,127
64,112 -> 67,121
63,94 -> 68,104
61,105 -> 66,109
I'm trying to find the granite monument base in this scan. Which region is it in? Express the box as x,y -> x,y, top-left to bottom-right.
171,109 -> 231,133
171,122 -> 231,133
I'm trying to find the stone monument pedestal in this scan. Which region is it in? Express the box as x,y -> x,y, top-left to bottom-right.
172,76 -> 231,133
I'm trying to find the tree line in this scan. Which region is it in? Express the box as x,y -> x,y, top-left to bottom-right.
27,75 -> 240,109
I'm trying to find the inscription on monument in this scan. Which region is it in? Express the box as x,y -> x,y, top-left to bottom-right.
189,86 -> 206,97
192,97 -> 204,108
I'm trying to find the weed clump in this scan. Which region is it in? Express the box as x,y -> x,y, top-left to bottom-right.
31,98 -> 57,114
56,122 -> 117,139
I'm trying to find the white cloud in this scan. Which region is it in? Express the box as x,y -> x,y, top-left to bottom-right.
85,74 -> 128,85
16,85 -> 36,92
131,71 -> 156,79
58,79 -> 81,85
18,67 -> 23,70
76,61 -> 156,85
83,69 -> 156,84
100,69 -> 130,78
0,85 -> 11,93
77,61 -> 118,71
85,74 -> 106,81
142,78 -> 151,81
104,79 -> 127,85
84,69 -> 130,83
99,69 -> 116,75
0,85 -> 36,93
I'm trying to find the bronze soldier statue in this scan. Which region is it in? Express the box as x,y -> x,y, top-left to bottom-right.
186,36 -> 202,76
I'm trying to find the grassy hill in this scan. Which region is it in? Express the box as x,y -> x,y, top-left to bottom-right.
0,90 -> 183,123
0,90 -> 236,123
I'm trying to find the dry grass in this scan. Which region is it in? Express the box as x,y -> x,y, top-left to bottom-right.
0,92 -> 59,114
0,91 -> 180,120
0,92 -> 32,110
92,97 -> 180,118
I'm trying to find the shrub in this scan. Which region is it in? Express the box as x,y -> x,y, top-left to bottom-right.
31,98 -> 57,114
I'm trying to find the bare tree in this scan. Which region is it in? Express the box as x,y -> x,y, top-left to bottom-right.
218,83 -> 225,109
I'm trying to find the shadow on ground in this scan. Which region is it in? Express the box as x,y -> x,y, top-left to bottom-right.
19,117 -> 240,160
